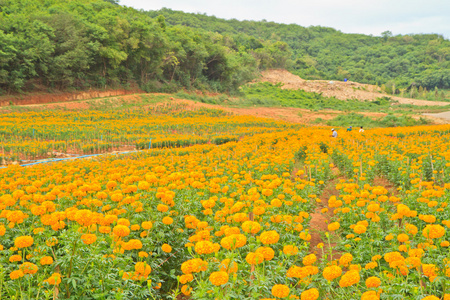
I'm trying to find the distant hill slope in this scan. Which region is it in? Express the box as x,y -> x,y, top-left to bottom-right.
147,8 -> 450,90
256,69 -> 450,106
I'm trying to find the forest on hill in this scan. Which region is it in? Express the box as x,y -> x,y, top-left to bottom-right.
1,0 -> 448,96
147,8 -> 450,92
0,0 -> 290,94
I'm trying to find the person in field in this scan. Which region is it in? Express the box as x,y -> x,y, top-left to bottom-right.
359,126 -> 364,133
331,128 -> 338,138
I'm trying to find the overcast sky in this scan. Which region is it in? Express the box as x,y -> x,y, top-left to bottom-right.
119,0 -> 450,38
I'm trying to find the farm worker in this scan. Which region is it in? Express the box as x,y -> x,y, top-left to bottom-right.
346,126 -> 352,132
331,128 -> 338,138
359,126 -> 364,133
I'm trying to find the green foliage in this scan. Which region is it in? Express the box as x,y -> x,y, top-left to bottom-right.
326,112 -> 430,128
295,146 -> 307,162
319,142 -> 328,154
149,8 -> 450,90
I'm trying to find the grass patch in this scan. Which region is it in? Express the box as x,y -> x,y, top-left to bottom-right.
326,113 -> 430,128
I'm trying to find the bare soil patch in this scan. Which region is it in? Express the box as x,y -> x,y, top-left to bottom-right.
258,69 -> 450,107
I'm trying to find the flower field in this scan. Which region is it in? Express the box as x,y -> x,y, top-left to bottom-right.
0,105 -> 450,300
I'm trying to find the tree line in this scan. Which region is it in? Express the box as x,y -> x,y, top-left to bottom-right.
0,0 -> 291,94
147,8 -> 450,91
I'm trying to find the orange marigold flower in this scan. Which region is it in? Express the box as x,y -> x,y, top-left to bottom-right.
365,276 -> 381,288
9,255 -> 22,263
162,244 -> 172,253
339,253 -> 353,266
302,254 -> 317,266
301,288 -> 319,300
242,221 -> 261,234
353,224 -> 367,234
219,259 -> 238,273
81,234 -> 97,245
179,274 -> 194,284
323,265 -> 342,281
422,224 -> 445,239
209,271 -> 229,286
245,252 -> 265,265
397,234 -> 409,243
10,270 -> 24,280
339,270 -> 360,287
141,221 -> 153,230
259,230 -> 280,245
283,245 -> 299,256
421,297 -> 439,300
256,247 -> 275,261
162,217 -> 173,225
14,236 -> 33,248
113,225 -> 130,237
20,262 -> 38,274
271,284 -> 290,298
135,262 -> 151,277
361,291 -> 379,300
328,222 -> 340,231
45,273 -> 61,285
40,256 -> 54,265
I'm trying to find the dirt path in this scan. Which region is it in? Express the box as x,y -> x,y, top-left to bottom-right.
258,69 -> 450,107
423,111 -> 450,121
309,167 -> 343,261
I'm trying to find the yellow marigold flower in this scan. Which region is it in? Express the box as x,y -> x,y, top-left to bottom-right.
162,217 -> 173,225
179,274 -> 194,284
181,284 -> 192,296
353,224 -> 367,234
300,288 -> 319,300
141,221 -> 153,230
259,230 -> 280,245
365,276 -> 381,288
323,265 -> 342,281
385,234 -> 394,241
135,262 -> 151,277
302,254 -> 316,266
256,246 -> 275,261
339,253 -> 353,266
441,241 -> 450,247
271,284 -> 290,298
40,256 -> 54,265
328,222 -> 340,231
365,262 -> 377,270
361,291 -> 379,300
139,251 -> 148,258
422,224 -> 445,239
162,243 -> 172,253
397,234 -> 409,243
219,259 -> 238,273
45,273 -> 61,285
181,258 -> 208,274
14,236 -> 33,248
283,245 -> 299,256
245,252 -> 265,265
339,270 -> 360,287
113,225 -> 130,237
220,234 -> 247,250
9,255 -> 22,263
209,271 -> 229,286
242,221 -> 261,234
81,234 -> 97,245
20,262 -> 38,274
10,270 -> 24,280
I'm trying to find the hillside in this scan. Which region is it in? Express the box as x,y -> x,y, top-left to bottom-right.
147,8 -> 450,91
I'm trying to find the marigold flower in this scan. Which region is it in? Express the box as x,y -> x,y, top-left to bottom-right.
40,256 -> 54,265
397,234 -> 409,243
302,254 -> 316,266
141,221 -> 153,230
20,262 -> 38,274
256,247 -> 275,261
339,253 -> 353,266
135,262 -> 151,277
162,217 -> 173,225
361,291 -> 379,300
162,243 -> 172,253
81,234 -> 97,245
301,288 -> 319,300
219,259 -> 238,273
422,224 -> 445,239
339,270 -> 360,287
9,255 -> 22,263
328,222 -> 340,231
259,230 -> 280,245
45,273 -> 61,285
271,284 -> 290,298
283,245 -> 299,256
323,265 -> 342,281
365,276 -> 381,288
14,236 -> 33,248
209,271 -> 229,286
246,252 -> 265,265
179,274 -> 194,284
113,225 -> 130,237
421,297 -> 439,300
242,221 -> 261,234
10,270 -> 24,280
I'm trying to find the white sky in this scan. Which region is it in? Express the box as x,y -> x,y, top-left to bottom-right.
119,0 -> 450,38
